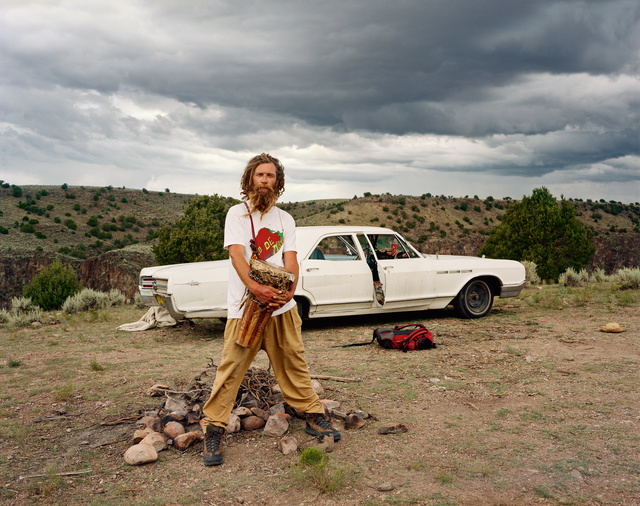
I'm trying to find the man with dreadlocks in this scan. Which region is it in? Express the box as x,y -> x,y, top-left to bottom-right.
201,153 -> 341,466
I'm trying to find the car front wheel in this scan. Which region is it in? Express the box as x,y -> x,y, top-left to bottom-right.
454,279 -> 494,319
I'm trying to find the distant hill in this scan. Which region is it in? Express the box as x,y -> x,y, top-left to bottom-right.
1,183 -> 639,308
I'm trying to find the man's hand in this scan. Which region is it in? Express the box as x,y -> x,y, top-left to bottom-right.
252,284 -> 287,312
228,245 -> 297,312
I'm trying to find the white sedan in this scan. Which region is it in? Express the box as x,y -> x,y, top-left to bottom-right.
138,226 -> 525,321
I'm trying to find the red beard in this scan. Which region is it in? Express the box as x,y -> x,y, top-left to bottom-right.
248,186 -> 278,215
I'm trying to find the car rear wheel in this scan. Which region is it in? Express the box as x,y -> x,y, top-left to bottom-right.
454,279 -> 493,319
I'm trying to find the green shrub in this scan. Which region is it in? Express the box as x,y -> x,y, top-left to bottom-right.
0,308 -> 11,323
134,292 -> 145,309
563,267 -> 589,287
613,267 -> 640,290
62,288 -> 126,314
521,261 -> 541,286
2,297 -> 43,327
23,259 -> 81,310
590,268 -> 607,283
480,187 -> 595,281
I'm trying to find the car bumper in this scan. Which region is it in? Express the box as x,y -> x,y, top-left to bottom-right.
500,281 -> 526,298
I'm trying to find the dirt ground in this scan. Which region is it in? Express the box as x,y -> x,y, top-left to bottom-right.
1,285 -> 639,505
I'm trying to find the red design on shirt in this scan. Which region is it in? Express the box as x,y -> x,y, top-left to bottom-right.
253,227 -> 284,260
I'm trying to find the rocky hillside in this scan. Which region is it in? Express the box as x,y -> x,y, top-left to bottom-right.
1,183 -> 639,308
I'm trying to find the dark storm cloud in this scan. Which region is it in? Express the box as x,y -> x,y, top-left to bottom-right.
0,0 -> 638,202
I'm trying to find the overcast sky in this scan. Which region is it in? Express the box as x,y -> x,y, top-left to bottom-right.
1,0 -> 639,204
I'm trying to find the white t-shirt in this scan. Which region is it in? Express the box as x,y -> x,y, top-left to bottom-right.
224,203 -> 297,319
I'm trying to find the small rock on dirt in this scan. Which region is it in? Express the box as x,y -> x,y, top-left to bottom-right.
251,407 -> 270,421
346,414 -> 366,430
146,384 -> 170,397
232,406 -> 253,417
378,423 -> 409,434
227,413 -> 241,433
311,380 -> 324,395
164,421 -> 185,440
319,399 -> 340,410
263,414 -> 289,437
377,482 -> 394,491
349,409 -> 369,419
601,322 -> 625,333
241,415 -> 266,431
164,397 -> 188,413
124,443 -> 158,465
132,428 -> 152,444
278,436 -> 298,455
141,432 -> 167,452
570,469 -> 584,480
173,431 -> 203,451
302,434 -> 334,453
270,402 -> 285,415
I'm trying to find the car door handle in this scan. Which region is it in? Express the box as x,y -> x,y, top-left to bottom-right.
306,268 -> 319,272
383,266 -> 394,270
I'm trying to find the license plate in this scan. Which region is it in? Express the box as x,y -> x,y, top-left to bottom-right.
155,296 -> 164,305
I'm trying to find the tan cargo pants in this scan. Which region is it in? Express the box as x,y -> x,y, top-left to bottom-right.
201,307 -> 324,429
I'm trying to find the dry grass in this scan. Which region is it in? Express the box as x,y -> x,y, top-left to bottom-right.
0,284 -> 638,504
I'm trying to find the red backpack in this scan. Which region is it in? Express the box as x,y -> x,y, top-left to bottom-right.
338,323 -> 435,352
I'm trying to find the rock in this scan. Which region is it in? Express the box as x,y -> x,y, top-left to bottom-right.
232,406 -> 253,417
251,407 -> 270,421
173,431 -> 204,451
310,380 -> 324,395
164,421 -> 185,440
570,469 -> 584,481
271,384 -> 282,394
163,412 -> 186,424
136,416 -> 154,429
132,428 -> 153,444
241,415 -> 266,431
164,397 -> 188,413
31,321 -> 42,328
240,398 -> 259,409
302,434 -> 334,453
601,322 -> 625,333
146,384 -> 170,397
270,392 -> 284,404
227,413 -> 241,434
378,423 -> 409,434
141,432 -> 167,452
377,482 -> 394,492
345,414 -> 366,430
349,409 -> 370,419
186,404 -> 202,425
275,412 -> 291,422
270,402 -> 285,415
278,436 -> 298,455
124,443 -> 158,465
319,399 -> 340,410
138,416 -> 163,433
263,414 -> 289,437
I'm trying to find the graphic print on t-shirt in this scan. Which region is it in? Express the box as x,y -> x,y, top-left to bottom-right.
252,227 -> 284,260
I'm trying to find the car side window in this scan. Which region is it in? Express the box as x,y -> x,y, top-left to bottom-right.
311,235 -> 360,261
367,234 -> 417,259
